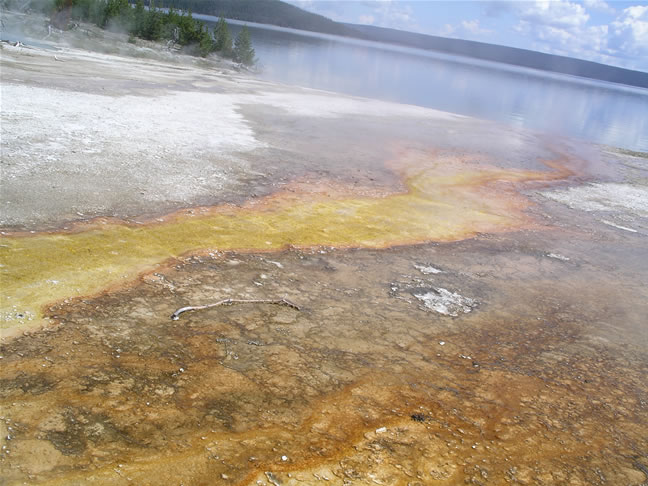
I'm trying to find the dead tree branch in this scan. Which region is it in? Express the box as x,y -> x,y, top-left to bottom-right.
171,298 -> 300,321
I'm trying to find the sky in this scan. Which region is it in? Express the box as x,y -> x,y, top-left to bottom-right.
286,1 -> 648,71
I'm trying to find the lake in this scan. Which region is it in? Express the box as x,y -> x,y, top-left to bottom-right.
199,16 -> 648,153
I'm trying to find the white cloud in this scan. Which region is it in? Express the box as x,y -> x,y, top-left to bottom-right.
354,0 -> 418,31
358,14 -> 375,25
625,4 -> 648,18
461,19 -> 493,35
436,19 -> 492,39
518,0 -> 589,29
508,0 -> 648,70
439,24 -> 456,37
583,0 -> 615,15
609,5 -> 648,60
375,1 -> 414,27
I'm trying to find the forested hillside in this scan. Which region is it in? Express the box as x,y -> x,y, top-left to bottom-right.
154,0 -> 357,37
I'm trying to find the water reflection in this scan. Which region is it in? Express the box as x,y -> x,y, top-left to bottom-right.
219,20 -> 648,152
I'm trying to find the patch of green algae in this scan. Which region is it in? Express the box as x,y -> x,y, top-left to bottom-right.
0,164 -> 557,332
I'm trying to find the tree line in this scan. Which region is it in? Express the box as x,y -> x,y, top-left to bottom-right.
10,0 -> 255,64
151,0 -> 357,37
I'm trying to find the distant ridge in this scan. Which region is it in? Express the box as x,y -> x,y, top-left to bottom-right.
154,0 -> 648,89
347,24 -> 648,89
154,0 -> 359,37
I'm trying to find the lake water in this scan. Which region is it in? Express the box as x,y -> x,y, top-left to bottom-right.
199,16 -> 648,153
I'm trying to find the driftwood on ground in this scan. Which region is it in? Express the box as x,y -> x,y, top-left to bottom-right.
171,298 -> 300,321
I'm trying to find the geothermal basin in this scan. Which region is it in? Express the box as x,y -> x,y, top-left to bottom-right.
1,25 -> 648,486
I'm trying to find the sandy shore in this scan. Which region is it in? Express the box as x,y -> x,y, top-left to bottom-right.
1,11 -> 648,486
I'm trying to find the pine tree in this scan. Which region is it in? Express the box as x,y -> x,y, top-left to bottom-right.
102,0 -> 132,30
143,1 -> 162,41
234,25 -> 255,66
198,26 -> 215,57
214,16 -> 233,57
133,0 -> 145,37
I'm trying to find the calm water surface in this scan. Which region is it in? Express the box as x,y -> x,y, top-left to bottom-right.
203,17 -> 648,152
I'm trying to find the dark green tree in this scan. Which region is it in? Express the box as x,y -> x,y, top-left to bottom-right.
42,0 -> 224,59
233,25 -> 255,66
197,26 -> 215,57
177,10 -> 200,44
132,0 -> 146,37
142,1 -> 163,40
102,0 -> 133,30
213,15 -> 232,57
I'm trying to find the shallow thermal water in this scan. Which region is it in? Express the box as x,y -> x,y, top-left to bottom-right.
1,26 -> 648,486
0,149 -> 573,333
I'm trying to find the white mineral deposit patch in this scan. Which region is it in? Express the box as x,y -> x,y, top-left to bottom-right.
541,183 -> 648,216
414,263 -> 443,274
0,83 -> 264,225
241,91 -> 462,119
414,288 -> 477,317
1,84 -> 260,167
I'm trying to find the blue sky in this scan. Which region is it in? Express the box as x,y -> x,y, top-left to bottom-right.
287,1 -> 648,71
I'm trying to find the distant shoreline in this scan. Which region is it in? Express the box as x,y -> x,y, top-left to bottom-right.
195,14 -> 648,95
168,1 -> 648,89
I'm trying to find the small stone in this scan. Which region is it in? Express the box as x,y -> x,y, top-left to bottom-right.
375,427 -> 387,434
281,455 -> 288,461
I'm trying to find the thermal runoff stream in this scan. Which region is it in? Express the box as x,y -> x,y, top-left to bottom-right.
1,150 -> 574,335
